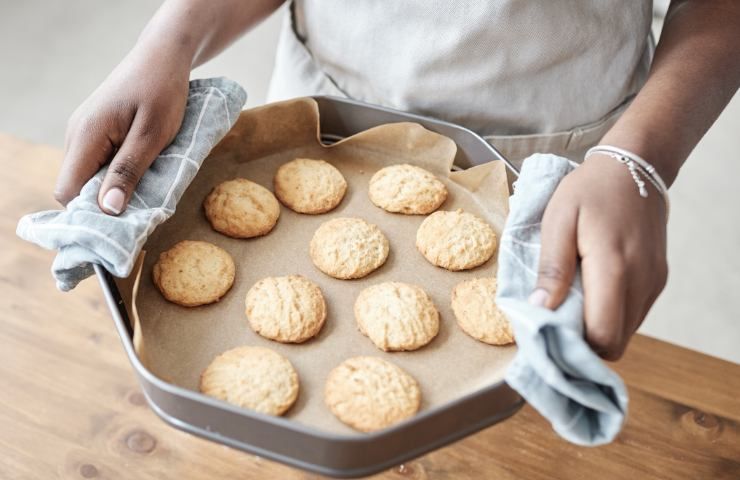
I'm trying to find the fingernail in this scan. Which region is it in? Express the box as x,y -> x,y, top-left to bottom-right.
528,288 -> 550,307
102,187 -> 125,215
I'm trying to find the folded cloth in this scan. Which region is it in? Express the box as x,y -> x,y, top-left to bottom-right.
496,153 -> 628,446
17,77 -> 247,291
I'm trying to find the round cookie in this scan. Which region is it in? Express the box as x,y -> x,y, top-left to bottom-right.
309,217 -> 389,279
355,282 -> 439,351
204,178 -> 280,238
324,356 -> 421,432
245,275 -> 327,343
451,278 -> 514,345
274,158 -> 347,214
369,164 -> 448,214
416,209 -> 497,271
152,240 -> 235,307
199,346 -> 299,416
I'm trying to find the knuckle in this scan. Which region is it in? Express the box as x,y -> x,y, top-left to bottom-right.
73,115 -> 104,139
134,111 -> 174,149
656,261 -> 669,290
53,188 -> 72,206
537,263 -> 568,283
136,120 -> 156,137
602,254 -> 627,281
586,326 -> 624,361
66,116 -> 86,139
600,347 -> 625,362
135,119 -> 163,143
109,156 -> 142,187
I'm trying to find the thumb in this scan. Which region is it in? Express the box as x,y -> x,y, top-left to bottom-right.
530,195 -> 578,310
97,115 -> 166,215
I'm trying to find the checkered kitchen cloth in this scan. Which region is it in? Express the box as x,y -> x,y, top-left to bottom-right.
17,77 -> 247,291
496,153 -> 629,446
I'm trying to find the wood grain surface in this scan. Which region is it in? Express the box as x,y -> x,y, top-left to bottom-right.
1,133 -> 738,479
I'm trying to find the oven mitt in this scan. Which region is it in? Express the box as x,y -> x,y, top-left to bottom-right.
16,77 -> 247,291
496,153 -> 628,446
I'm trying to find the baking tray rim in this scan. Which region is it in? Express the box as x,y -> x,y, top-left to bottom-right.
312,95 -> 519,174
144,378 -> 522,478
95,94 -> 524,477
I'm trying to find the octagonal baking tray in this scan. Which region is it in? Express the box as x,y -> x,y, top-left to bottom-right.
96,95 -> 522,478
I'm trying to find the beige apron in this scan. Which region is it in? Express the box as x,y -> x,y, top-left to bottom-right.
267,1 -> 654,167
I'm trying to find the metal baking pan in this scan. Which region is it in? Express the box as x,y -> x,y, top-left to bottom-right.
96,95 -> 523,478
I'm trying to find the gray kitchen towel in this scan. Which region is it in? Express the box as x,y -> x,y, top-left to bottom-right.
496,153 -> 628,446
16,77 -> 247,291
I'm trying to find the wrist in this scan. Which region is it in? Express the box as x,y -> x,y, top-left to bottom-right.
132,27 -> 199,72
584,147 -> 670,221
600,122 -> 682,188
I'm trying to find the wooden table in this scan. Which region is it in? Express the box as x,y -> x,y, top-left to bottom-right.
1,133 -> 738,480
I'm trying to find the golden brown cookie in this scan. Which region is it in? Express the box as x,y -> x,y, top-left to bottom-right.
324,356 -> 421,432
368,164 -> 448,214
199,346 -> 299,416
355,282 -> 439,351
416,209 -> 497,271
451,278 -> 514,345
204,178 -> 280,238
274,158 -> 347,214
245,275 -> 327,343
309,217 -> 389,279
152,240 -> 235,307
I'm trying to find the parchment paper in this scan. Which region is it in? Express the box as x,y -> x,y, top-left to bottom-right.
118,97 -> 515,434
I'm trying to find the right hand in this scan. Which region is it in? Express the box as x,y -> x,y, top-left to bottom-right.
55,46 -> 190,215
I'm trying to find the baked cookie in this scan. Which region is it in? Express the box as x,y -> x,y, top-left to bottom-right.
355,282 -> 439,351
451,278 -> 514,345
199,346 -> 299,416
152,240 -> 235,307
368,164 -> 448,214
274,158 -> 347,214
204,178 -> 280,238
245,275 -> 327,343
416,209 -> 497,271
324,356 -> 421,432
309,217 -> 389,279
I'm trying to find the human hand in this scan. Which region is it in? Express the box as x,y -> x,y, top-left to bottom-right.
54,45 -> 190,214
529,154 -> 669,360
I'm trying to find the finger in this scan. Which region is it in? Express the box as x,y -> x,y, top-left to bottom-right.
55,122 -> 116,205
97,114 -> 166,215
530,191 -> 579,310
582,251 -> 628,361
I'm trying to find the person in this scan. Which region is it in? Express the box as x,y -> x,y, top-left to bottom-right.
53,0 -> 740,361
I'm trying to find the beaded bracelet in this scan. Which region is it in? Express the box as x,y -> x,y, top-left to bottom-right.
585,145 -> 670,220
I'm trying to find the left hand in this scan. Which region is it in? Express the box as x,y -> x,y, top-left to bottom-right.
529,154 -> 669,361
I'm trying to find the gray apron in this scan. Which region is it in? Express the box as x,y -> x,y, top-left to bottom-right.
267,1 -> 654,166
